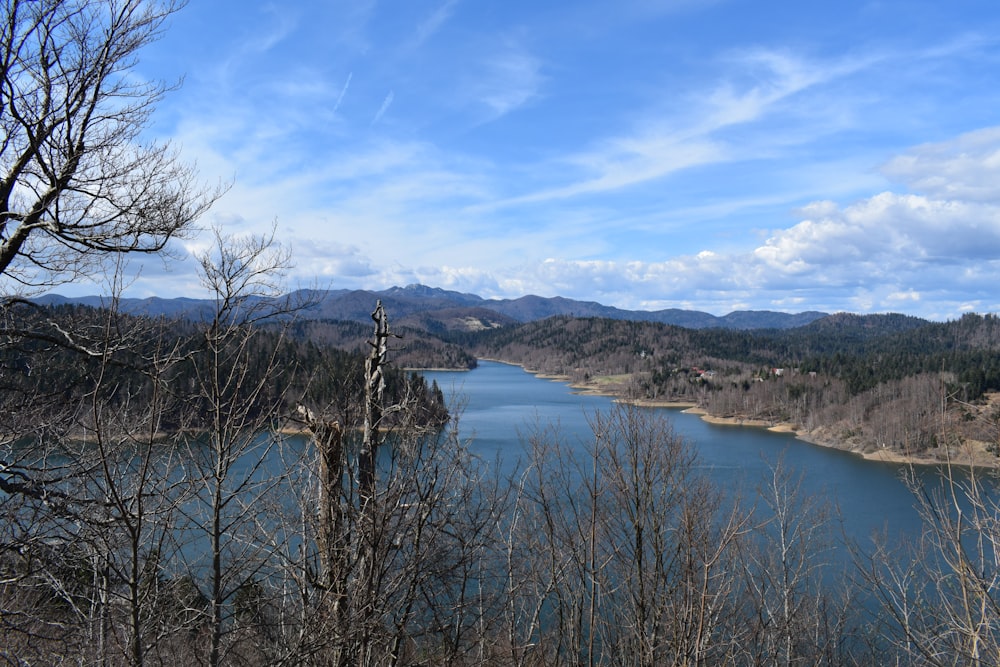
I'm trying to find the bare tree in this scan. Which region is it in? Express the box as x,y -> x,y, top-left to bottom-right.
72,302 -> 200,665
736,457 -> 852,667
501,405 -> 752,666
0,284 -> 204,665
860,461 -> 1000,666
291,304 -> 505,667
176,228 -> 303,667
0,3 -> 219,646
0,0 -> 219,290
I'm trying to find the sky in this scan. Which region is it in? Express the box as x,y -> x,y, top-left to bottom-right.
82,0 -> 1000,319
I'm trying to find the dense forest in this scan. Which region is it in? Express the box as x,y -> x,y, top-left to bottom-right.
16,301 -> 1000,462
0,302 -> 449,435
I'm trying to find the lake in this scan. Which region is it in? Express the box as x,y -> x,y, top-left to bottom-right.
425,360 -> 929,550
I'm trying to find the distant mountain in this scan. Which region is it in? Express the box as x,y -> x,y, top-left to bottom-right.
34,283 -> 830,331
32,293 -> 219,320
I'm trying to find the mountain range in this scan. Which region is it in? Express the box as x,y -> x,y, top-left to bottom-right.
36,283 -> 833,331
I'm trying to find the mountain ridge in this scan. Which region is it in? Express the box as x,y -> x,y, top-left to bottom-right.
35,283 -> 832,330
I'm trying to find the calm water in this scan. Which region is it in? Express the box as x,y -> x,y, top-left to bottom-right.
426,360 -> 927,549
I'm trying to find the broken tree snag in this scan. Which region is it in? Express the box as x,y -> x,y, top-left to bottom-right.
359,300 -> 395,508
317,420 -> 345,590
315,418 -> 350,649
351,301 -> 400,666
296,404 -> 346,589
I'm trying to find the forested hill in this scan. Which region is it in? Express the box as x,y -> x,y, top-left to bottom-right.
461,312 -> 991,386
1,303 -> 449,433
19,297 -> 1000,460
454,312 -> 1000,460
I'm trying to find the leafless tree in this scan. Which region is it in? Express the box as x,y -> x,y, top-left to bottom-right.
736,457 -> 853,666
175,228 -> 304,667
0,3 -> 219,650
0,0 -> 220,292
859,461 -> 1000,666
500,405 -> 753,666
292,304 -> 506,667
0,284 -> 203,665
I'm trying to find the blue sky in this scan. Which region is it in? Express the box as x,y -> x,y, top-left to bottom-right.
106,0 -> 1000,318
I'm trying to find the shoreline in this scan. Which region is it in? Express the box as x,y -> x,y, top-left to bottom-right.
458,359 -> 996,468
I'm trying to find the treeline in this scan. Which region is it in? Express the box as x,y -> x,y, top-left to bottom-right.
461,312 -> 1000,397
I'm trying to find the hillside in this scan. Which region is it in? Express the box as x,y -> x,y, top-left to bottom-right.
459,312 -> 1000,463
1,302 -> 450,432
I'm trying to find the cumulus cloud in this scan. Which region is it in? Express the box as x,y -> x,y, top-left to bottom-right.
756,192 -> 1000,272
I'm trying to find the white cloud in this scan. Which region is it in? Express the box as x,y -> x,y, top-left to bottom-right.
372,91 -> 395,125
477,48 -> 880,211
294,241 -> 377,280
478,136 -> 724,210
887,290 -> 921,303
882,126 -> 1000,202
461,38 -> 544,122
755,192 -> 1000,273
412,0 -> 461,47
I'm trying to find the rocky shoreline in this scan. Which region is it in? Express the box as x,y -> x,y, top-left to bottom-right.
644,399 -> 995,468
531,367 -> 995,468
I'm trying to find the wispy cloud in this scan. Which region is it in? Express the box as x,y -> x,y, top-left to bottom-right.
372,91 -> 395,125
460,38 -> 544,122
479,48 -> 543,117
476,48 -> 878,211
472,135 -> 725,211
333,72 -> 353,114
412,0 -> 460,47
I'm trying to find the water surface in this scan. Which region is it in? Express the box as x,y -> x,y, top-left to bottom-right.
426,360 -> 927,548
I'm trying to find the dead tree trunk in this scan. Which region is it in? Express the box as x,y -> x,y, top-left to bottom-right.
297,301 -> 398,666
360,300 -> 391,508
298,404 -> 349,665
316,419 -> 346,594
356,301 -> 397,666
